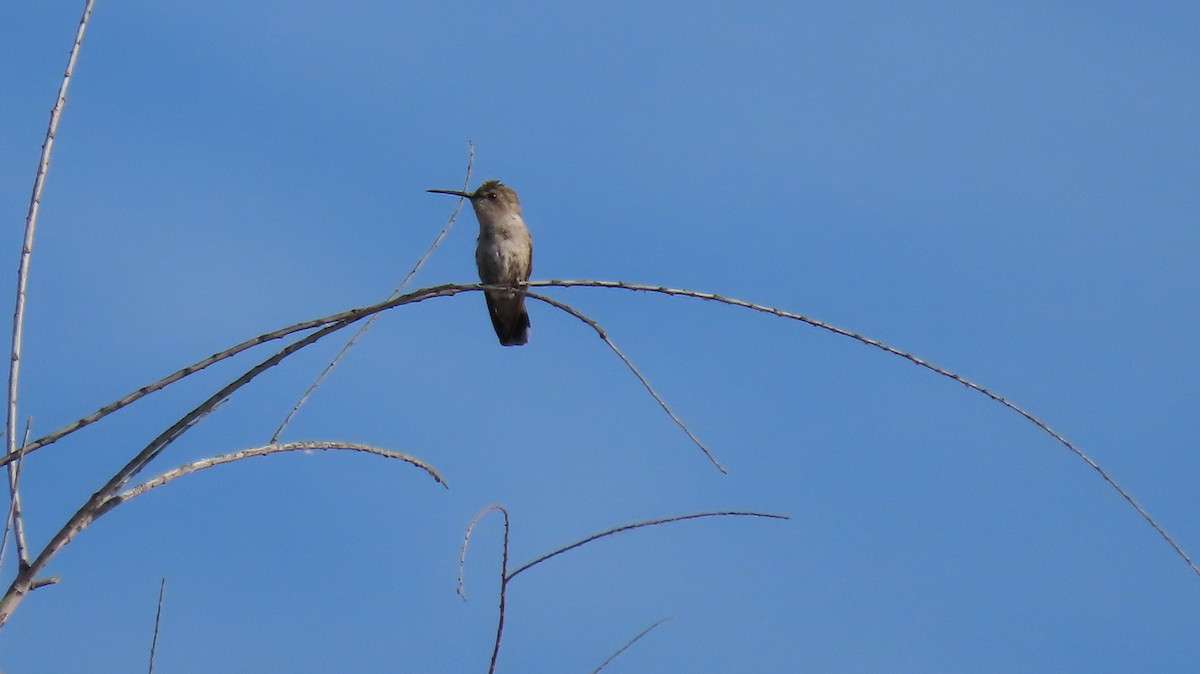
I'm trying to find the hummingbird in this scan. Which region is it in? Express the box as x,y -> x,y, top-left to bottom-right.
427,180 -> 532,346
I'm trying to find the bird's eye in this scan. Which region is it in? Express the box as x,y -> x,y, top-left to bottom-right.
487,192 -> 498,200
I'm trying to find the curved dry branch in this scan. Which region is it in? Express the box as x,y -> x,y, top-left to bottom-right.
526,292 -> 725,473
270,142 -> 476,442
4,277 -> 1190,575
115,441 -> 446,505
522,279 -> 1199,576
506,511 -> 788,582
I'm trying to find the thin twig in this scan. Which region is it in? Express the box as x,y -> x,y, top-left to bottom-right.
270,141 -> 475,442
11,419 -> 32,568
6,0 -> 94,586
457,505 -> 511,674
490,507 -> 509,674
527,292 -> 725,473
0,432 -> 9,570
507,511 -> 788,582
116,441 -> 445,505
458,504 -> 498,601
0,437 -> 11,570
0,420 -> 32,571
590,616 -> 672,674
147,577 -> 165,674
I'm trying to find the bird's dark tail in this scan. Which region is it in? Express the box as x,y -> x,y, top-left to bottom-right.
484,291 -> 530,346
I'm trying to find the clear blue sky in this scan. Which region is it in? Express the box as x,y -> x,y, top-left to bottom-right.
2,2 -> 1198,672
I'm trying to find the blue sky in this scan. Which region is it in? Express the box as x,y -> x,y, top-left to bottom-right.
2,2 -> 1198,671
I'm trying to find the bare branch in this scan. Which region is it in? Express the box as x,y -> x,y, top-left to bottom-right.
590,616 -> 672,674
507,510 -> 788,582
147,578 -> 165,674
116,441 -> 446,505
524,278 -> 1200,576
6,0 -> 95,587
270,141 -> 475,442
2,277 -> 1189,575
527,292 -> 725,473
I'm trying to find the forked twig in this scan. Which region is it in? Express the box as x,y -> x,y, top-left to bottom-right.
590,616 -> 672,674
527,292 -> 725,473
460,509 -> 785,672
270,141 -> 475,442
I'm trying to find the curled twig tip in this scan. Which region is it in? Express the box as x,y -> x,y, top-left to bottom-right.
458,504 -> 510,602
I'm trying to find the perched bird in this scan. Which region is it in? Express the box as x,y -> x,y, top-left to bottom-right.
427,180 -> 532,346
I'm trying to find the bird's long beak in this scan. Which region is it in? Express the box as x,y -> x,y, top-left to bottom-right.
426,188 -> 473,198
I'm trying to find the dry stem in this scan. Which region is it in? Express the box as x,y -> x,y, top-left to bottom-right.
590,616 -> 672,673
0,420 -> 33,571
5,0 -> 96,581
117,441 -> 446,505
147,577 -> 165,674
460,508 -> 785,672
